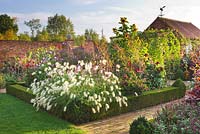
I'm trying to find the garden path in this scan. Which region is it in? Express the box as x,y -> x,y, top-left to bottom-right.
78,81 -> 192,134
0,81 -> 190,134
78,98 -> 184,134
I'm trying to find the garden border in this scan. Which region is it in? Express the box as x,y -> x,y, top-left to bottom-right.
6,81 -> 186,124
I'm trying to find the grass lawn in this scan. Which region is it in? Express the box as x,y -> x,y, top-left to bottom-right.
0,94 -> 84,134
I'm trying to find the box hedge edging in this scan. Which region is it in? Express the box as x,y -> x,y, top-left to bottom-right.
6,80 -> 186,124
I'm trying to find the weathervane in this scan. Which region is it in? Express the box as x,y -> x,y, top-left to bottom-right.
159,6 -> 166,17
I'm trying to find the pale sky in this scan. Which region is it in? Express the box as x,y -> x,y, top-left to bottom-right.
1,0 -> 200,39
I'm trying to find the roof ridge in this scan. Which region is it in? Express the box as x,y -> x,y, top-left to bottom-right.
158,17 -> 191,24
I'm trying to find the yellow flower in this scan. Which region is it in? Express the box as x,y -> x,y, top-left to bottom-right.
120,17 -> 128,24
124,33 -> 129,39
113,28 -> 117,33
131,24 -> 138,32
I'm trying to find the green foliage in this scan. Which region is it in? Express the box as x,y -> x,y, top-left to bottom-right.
50,34 -> 66,42
23,46 -> 59,86
144,62 -> 166,89
172,79 -> 186,91
85,29 -> 99,44
0,73 -> 6,89
141,29 -> 181,79
3,73 -> 17,84
24,19 -> 42,37
6,84 -> 34,102
0,14 -> 18,34
110,17 -> 144,67
2,29 -> 18,40
35,28 -> 49,41
18,33 -> 31,41
6,84 -> 185,124
74,35 -> 86,46
153,102 -> 200,134
129,116 -> 154,134
0,33 -> 3,40
121,70 -> 147,95
65,18 -> 75,38
109,17 -> 147,93
47,14 -> 75,41
0,94 -> 84,134
174,68 -> 184,80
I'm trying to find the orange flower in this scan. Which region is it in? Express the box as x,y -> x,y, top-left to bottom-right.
124,33 -> 129,39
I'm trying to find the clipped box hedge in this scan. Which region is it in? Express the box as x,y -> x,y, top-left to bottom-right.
6,84 -> 34,103
6,80 -> 186,124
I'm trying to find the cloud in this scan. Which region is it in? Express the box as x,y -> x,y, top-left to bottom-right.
107,6 -> 134,13
73,0 -> 98,5
0,12 -> 54,33
6,12 -> 53,24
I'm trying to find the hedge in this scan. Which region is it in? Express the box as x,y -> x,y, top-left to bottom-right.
6,80 -> 186,124
6,84 -> 34,103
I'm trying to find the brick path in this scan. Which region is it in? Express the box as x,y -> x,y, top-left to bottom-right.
78,99 -> 183,134
1,81 -> 189,134
78,81 -> 191,134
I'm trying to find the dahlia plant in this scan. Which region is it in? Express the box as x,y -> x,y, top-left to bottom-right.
28,60 -> 128,114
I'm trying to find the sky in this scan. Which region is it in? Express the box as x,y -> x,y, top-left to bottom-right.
1,0 -> 200,39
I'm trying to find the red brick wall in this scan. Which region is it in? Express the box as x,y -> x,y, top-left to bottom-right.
0,40 -> 97,67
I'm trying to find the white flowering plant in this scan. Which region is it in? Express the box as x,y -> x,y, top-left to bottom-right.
28,60 -> 128,115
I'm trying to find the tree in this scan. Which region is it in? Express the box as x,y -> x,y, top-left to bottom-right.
35,28 -> 49,41
47,14 -> 75,41
24,19 -> 41,37
66,18 -> 75,37
0,34 -> 3,40
3,29 -> 18,40
74,35 -> 86,46
0,14 -> 18,34
85,29 -> 99,44
18,33 -> 31,41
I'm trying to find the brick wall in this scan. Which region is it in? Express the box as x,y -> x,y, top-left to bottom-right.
0,40 -> 97,67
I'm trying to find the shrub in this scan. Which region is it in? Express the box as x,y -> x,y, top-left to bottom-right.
129,116 -> 154,134
144,62 -> 166,90
6,84 -> 34,103
186,62 -> 200,103
175,68 -> 184,80
172,79 -> 186,91
29,60 -> 128,115
6,84 -> 185,124
153,102 -> 200,134
0,73 -> 6,88
121,70 -> 147,96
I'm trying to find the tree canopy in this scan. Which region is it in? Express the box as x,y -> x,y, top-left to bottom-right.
0,14 -> 18,34
24,19 -> 42,37
47,14 -> 75,39
85,29 -> 99,43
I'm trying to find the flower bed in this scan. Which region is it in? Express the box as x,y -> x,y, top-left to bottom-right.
7,79 -> 186,124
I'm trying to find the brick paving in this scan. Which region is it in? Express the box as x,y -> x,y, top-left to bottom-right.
78,81 -> 191,134
78,99 -> 183,134
1,81 -> 189,134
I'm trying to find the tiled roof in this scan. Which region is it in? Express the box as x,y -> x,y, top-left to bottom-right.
147,17 -> 200,39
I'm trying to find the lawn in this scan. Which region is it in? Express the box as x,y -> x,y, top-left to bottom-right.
0,94 -> 84,134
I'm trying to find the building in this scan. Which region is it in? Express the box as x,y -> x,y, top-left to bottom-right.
146,17 -> 200,40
